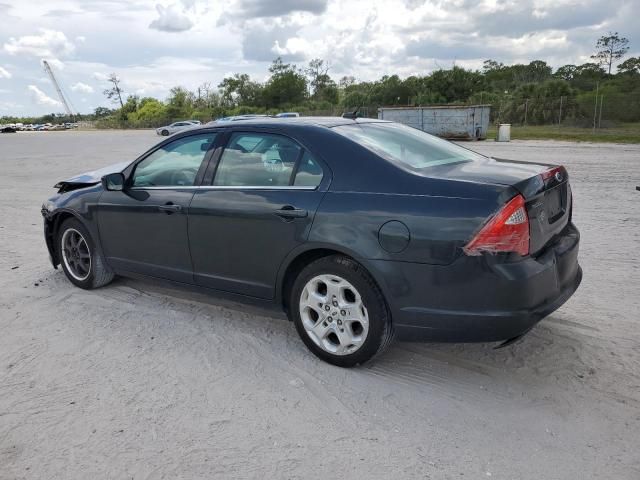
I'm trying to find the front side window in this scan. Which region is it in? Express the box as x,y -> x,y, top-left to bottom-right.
132,133 -> 215,187
213,133 -> 302,187
333,122 -> 486,170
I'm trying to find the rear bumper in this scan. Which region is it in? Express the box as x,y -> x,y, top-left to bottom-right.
369,223 -> 582,343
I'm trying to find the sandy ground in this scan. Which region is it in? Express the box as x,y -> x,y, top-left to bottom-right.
1,130 -> 639,479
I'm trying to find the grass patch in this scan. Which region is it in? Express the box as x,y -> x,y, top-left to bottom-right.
486,123 -> 640,143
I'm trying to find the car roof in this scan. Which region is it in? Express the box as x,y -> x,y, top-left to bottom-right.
196,116 -> 389,130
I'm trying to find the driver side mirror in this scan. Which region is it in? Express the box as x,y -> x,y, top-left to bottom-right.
102,172 -> 125,191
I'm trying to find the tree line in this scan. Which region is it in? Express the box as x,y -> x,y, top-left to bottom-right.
4,32 -> 639,127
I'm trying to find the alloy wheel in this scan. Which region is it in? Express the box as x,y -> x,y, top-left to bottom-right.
299,274 -> 370,356
61,228 -> 91,281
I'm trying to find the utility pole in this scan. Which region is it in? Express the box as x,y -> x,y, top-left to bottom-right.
558,96 -> 563,128
598,95 -> 604,129
592,82 -> 599,134
524,98 -> 528,125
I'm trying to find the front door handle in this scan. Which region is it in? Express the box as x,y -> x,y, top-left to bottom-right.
158,203 -> 182,214
274,205 -> 308,220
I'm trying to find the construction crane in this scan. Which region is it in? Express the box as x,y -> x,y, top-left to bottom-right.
42,60 -> 76,118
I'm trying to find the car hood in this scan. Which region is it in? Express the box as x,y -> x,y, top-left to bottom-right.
54,161 -> 130,192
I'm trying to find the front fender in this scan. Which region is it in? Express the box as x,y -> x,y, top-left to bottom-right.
42,185 -> 105,267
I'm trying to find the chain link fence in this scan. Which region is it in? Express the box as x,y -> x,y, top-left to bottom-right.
493,92 -> 640,128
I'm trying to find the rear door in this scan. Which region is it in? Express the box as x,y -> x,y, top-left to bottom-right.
188,130 -> 329,298
98,132 -> 218,282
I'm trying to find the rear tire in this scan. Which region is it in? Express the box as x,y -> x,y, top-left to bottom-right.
57,217 -> 114,290
290,255 -> 394,367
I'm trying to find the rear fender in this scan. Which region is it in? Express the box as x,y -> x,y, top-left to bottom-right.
274,242 -> 395,316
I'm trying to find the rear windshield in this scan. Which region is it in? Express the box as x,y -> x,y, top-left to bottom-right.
333,122 -> 485,169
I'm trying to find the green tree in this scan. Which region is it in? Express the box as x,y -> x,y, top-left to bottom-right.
617,57 -> 640,75
591,32 -> 630,74
93,106 -> 113,118
128,98 -> 167,125
338,76 -> 356,88
511,60 -> 552,84
165,86 -> 194,119
554,65 -> 578,81
193,82 -> 222,110
424,67 -> 486,103
262,57 -> 307,108
121,95 -> 140,116
218,74 -> 263,107
305,59 -> 333,99
369,75 -> 412,105
103,73 -> 125,108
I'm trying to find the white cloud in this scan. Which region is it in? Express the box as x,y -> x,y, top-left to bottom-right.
0,0 -> 637,117
0,66 -> 11,79
272,38 -> 312,57
149,3 -> 194,32
42,58 -> 65,71
27,85 -> 61,107
71,82 -> 94,93
92,72 -> 109,81
4,29 -> 75,58
0,101 -> 23,112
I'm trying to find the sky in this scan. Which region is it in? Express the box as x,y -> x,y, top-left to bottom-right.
0,0 -> 638,116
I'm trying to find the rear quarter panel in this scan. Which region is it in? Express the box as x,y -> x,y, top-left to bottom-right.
310,190 -> 508,265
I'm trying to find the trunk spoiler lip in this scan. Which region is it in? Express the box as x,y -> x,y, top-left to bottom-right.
511,165 -> 568,201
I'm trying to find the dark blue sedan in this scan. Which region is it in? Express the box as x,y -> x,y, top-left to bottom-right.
42,117 -> 581,367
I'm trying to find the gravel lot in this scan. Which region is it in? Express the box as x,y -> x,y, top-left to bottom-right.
1,130 -> 639,479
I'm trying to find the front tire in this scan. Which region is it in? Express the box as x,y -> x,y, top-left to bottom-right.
161,129 -> 169,136
290,255 -> 394,367
57,218 -> 114,289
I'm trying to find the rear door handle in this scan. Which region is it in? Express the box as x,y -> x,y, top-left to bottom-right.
158,203 -> 182,214
274,205 -> 308,219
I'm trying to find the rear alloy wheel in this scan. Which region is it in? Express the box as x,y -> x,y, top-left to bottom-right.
290,255 -> 394,367
57,218 -> 114,289
299,274 -> 369,356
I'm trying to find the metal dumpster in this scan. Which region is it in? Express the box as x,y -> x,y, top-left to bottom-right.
377,105 -> 491,140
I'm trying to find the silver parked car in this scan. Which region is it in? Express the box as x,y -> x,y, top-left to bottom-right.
155,121 -> 199,136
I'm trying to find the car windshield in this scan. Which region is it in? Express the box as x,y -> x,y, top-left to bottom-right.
333,122 -> 486,169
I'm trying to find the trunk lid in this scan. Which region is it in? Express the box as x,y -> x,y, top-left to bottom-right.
429,157 -> 571,255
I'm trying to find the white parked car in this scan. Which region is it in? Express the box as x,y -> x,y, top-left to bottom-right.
155,121 -> 199,136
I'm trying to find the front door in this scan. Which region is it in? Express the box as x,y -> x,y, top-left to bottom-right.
189,131 -> 327,298
98,132 -> 217,283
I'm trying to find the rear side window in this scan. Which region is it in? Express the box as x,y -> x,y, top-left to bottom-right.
294,151 -> 323,187
333,122 -> 485,169
214,133 -> 303,187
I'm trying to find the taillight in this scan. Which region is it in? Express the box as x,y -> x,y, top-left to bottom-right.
463,194 -> 530,256
540,166 -> 564,182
